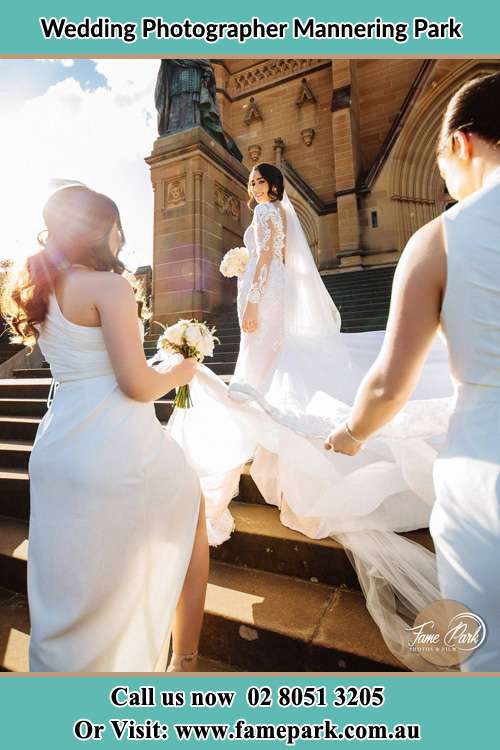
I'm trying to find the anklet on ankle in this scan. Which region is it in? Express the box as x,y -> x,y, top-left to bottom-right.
167,651 -> 198,672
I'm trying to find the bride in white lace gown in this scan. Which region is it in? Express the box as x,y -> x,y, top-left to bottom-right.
168,163 -> 454,670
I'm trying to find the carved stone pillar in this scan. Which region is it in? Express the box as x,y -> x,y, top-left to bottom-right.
331,61 -> 363,268
146,126 -> 249,328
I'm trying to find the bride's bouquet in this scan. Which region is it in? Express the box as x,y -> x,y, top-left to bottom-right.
156,319 -> 219,408
219,246 -> 249,278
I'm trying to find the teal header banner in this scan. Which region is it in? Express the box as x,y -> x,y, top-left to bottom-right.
0,0 -> 499,55
0,675 -> 497,747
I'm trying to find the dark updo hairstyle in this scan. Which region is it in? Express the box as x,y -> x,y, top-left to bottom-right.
1,185 -> 125,347
248,162 -> 285,209
437,71 -> 500,156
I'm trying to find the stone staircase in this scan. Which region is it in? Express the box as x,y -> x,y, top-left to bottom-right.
0,265 -> 428,673
322,265 -> 397,332
0,327 -> 23,367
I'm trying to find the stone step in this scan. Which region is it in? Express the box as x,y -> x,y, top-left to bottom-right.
205,362 -> 235,376
0,587 -> 29,672
0,417 -> 41,441
215,322 -> 241,331
0,396 -> 173,422
0,344 -> 24,364
213,333 -> 241,344
207,350 -> 238,363
0,586 -> 236,673
323,280 -> 395,295
0,518 -> 403,671
0,379 -> 52,400
340,314 -> 389,328
12,369 -> 51,379
0,441 -> 32,471
342,323 -> 387,332
0,516 -> 28,595
215,497 -> 432,582
212,502 -> 359,589
13,367 -> 222,384
0,345 -> 23,356
200,561 -> 403,671
214,342 -> 240,354
0,475 -> 433,587
0,470 -> 29,521
325,275 -> 394,286
334,299 -> 392,313
0,399 -> 49,418
0,380 -> 177,406
322,267 -> 396,282
327,290 -> 393,305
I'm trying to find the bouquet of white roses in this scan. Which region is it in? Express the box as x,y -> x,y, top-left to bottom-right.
156,319 -> 219,408
219,246 -> 249,278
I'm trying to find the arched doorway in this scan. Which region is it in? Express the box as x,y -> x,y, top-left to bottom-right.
388,61 -> 500,250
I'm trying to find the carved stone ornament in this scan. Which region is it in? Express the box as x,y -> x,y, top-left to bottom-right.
296,78 -> 317,108
215,184 -> 241,222
160,177 -> 186,215
248,144 -> 262,163
273,137 -> 286,166
231,59 -> 322,95
244,97 -> 263,125
301,128 -> 315,147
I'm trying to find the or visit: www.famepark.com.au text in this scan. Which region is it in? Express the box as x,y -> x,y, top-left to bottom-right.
97,719 -> 422,746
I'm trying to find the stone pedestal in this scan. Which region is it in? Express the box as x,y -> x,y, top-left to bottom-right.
145,127 -> 250,328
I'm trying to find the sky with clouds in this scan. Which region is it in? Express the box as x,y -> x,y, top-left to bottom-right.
0,58 -> 159,269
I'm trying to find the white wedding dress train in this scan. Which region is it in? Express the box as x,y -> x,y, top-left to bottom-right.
167,194 -> 455,670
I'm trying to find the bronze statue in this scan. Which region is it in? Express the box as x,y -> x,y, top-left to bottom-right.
154,59 -> 242,161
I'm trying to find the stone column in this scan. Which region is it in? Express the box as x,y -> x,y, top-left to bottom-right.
146,126 -> 249,328
331,61 -> 363,269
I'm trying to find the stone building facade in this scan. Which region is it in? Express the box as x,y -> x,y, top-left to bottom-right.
147,58 -> 499,326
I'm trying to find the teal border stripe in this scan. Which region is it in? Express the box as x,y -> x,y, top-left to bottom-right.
1,0 -> 499,55
0,675 -> 497,747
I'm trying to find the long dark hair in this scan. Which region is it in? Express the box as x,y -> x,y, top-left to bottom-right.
438,71 -> 500,156
248,163 -> 285,209
1,186 -> 125,347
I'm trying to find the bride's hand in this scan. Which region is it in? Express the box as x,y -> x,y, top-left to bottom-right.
324,424 -> 362,456
242,302 -> 259,333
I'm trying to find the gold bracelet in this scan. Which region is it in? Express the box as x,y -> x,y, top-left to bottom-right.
344,421 -> 365,444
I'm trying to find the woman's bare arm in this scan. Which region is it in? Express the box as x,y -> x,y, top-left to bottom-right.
328,216 -> 446,449
94,273 -> 196,402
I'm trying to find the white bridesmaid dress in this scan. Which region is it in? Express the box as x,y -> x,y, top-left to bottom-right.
431,166 -> 500,671
28,294 -> 200,672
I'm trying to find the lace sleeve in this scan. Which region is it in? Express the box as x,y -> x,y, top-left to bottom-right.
247,202 -> 283,305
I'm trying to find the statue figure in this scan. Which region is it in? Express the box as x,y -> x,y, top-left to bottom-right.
155,59 -> 242,162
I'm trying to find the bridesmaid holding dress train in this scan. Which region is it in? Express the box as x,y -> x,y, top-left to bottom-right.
326,72 -> 500,671
2,184 -> 208,672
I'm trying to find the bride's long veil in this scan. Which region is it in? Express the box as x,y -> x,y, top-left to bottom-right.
256,191 -> 453,671
282,191 -> 341,339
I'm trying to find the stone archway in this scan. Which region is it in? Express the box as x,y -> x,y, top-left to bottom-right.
388,61 -> 500,250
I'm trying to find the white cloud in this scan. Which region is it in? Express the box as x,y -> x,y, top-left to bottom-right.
0,60 -> 160,269
35,59 -> 75,67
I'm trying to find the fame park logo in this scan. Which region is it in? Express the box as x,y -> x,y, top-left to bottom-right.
406,599 -> 486,667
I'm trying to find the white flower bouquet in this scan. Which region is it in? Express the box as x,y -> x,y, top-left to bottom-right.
156,319 -> 219,408
219,246 -> 249,278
